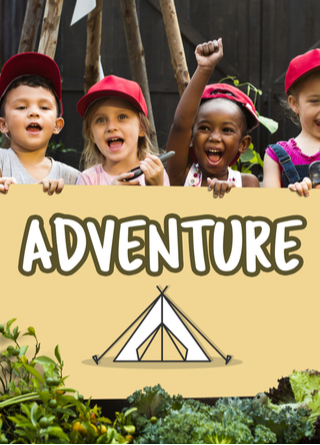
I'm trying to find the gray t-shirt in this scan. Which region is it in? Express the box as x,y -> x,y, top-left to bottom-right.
0,148 -> 80,184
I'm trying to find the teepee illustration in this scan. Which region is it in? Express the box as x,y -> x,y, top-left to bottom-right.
92,286 -> 231,365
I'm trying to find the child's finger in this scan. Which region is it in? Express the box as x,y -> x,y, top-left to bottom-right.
290,182 -> 309,197
47,181 -> 58,195
207,177 -> 217,191
42,179 -> 50,193
115,172 -> 135,182
55,178 -> 65,194
217,182 -> 230,198
301,177 -> 312,189
208,40 -> 219,54
0,184 -> 9,194
226,183 -> 236,193
145,153 -> 163,166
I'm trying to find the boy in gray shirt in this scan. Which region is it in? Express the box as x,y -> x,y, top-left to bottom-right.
0,52 -> 80,194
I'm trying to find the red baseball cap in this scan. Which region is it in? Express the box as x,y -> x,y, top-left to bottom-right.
285,49 -> 320,94
201,83 -> 259,131
0,52 -> 63,116
189,83 -> 259,166
77,75 -> 148,118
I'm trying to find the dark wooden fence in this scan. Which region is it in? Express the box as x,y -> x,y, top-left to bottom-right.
1,0 -> 320,172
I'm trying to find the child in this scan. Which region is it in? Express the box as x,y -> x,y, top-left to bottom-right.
263,49 -> 320,196
0,52 -> 80,194
76,75 -> 169,186
166,39 -> 260,198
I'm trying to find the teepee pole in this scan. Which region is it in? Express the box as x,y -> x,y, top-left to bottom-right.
18,0 -> 45,53
120,0 -> 158,151
38,0 -> 64,59
159,0 -> 190,97
84,0 -> 103,94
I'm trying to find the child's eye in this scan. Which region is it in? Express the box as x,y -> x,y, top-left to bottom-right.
223,127 -> 235,133
199,125 -> 210,131
41,106 -> 50,110
16,106 -> 26,110
96,117 -> 105,123
118,114 -> 127,120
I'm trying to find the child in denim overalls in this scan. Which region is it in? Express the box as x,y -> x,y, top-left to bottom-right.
263,49 -> 320,196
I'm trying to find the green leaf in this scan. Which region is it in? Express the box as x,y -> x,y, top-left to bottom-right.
30,402 -> 39,427
23,363 -> 44,384
27,327 -> 35,336
124,407 -> 137,417
54,345 -> 62,364
20,403 -> 31,420
6,318 -> 17,331
239,150 -> 255,163
42,426 -> 69,442
12,326 -> 19,340
18,346 -> 28,358
9,380 -> 15,393
258,115 -> 279,134
34,356 -> 56,367
124,425 -> 135,434
56,407 -> 77,417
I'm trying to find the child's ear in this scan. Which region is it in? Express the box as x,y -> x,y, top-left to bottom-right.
239,135 -> 252,153
0,117 -> 9,134
53,117 -> 65,135
288,94 -> 299,114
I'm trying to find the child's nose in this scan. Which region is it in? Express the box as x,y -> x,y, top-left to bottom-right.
209,130 -> 221,141
28,108 -> 40,118
106,118 -> 118,132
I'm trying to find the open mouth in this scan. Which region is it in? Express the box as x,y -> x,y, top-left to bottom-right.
26,123 -> 42,133
206,149 -> 222,165
107,137 -> 124,150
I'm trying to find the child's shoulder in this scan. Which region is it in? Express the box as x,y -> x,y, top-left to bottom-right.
76,164 -> 105,185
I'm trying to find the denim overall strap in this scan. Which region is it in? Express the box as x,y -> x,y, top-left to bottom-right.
269,144 -> 301,187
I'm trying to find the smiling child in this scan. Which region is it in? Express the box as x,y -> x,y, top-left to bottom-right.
263,49 -> 320,196
166,38 -> 260,198
76,75 -> 170,186
0,52 -> 80,194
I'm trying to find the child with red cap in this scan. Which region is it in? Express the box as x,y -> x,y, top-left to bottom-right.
0,52 -> 80,194
76,75 -> 169,186
263,48 -> 320,196
165,38 -> 260,198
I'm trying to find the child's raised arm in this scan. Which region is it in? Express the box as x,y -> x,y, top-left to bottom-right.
166,38 -> 223,185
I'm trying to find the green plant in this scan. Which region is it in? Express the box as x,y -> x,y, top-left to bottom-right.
231,142 -> 264,174
128,385 -> 314,444
219,76 -> 278,175
0,319 -> 130,444
47,141 -> 77,157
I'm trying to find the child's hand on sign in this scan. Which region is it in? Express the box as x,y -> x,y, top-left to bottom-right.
40,178 -> 65,195
0,177 -> 17,194
195,38 -> 223,73
288,177 -> 312,197
207,177 -> 236,198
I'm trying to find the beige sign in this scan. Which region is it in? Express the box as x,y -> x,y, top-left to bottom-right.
0,185 -> 318,399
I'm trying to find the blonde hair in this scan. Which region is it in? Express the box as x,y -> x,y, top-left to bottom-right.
80,98 -> 157,170
282,70 -> 320,127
